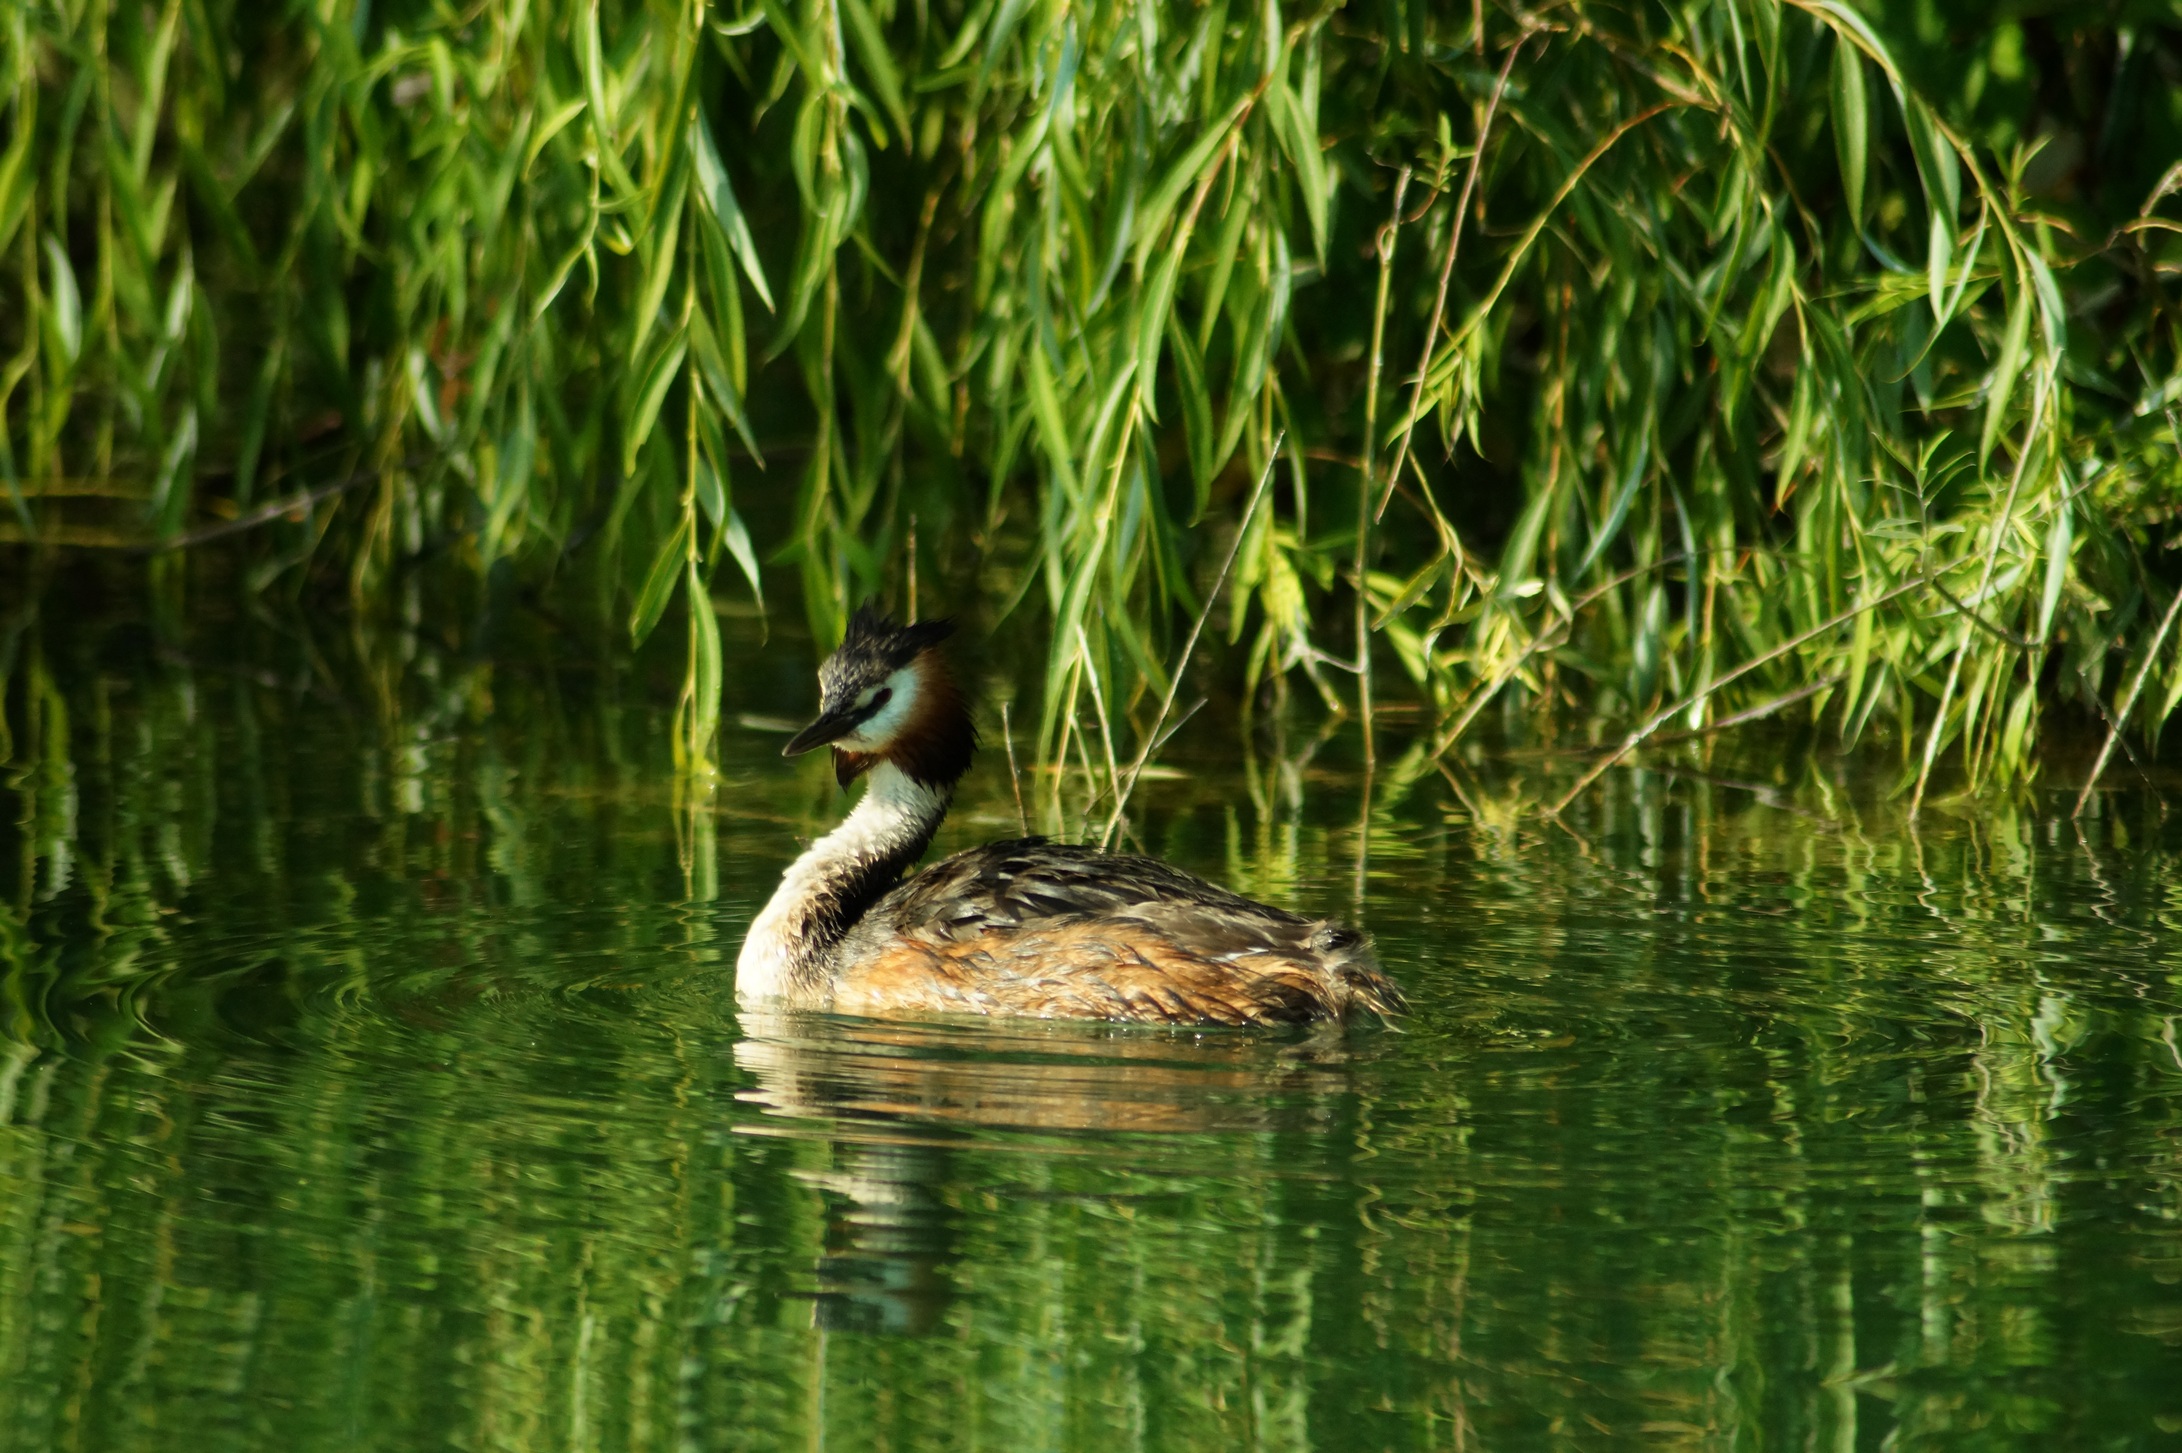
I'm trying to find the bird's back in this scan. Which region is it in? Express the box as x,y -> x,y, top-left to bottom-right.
828,838 -> 1404,1026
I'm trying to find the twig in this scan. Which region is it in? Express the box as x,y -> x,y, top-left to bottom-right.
1927,572 -> 2039,649
2083,668 -> 2158,787
1001,701 -> 1029,836
1641,673 -> 1844,747
0,468 -> 382,553
1548,675 -> 1841,758
151,465 -> 389,551
904,512 -> 918,623
1355,165 -> 1412,769
1070,701 -> 1108,841
1143,697 -> 1206,760
1376,34 -> 1528,527
1074,620 -> 1125,817
2073,580 -> 2182,818
1102,438 -> 1282,846
1549,577 -> 1930,816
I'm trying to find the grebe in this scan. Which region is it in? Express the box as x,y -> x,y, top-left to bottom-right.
736,608 -> 1405,1026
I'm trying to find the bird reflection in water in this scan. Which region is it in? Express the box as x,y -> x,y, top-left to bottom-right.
794,1141 -> 955,1334
732,1010 -> 1387,1334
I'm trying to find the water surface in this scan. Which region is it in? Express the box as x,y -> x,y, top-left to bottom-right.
3,615 -> 2180,1449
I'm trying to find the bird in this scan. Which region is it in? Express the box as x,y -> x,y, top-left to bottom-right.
736,606 -> 1405,1027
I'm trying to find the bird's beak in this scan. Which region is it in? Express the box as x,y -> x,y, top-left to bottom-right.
783,707 -> 860,757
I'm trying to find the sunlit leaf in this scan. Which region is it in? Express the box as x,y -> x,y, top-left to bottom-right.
723,506 -> 765,608
688,557 -> 724,759
42,234 -> 81,366
689,112 -> 776,311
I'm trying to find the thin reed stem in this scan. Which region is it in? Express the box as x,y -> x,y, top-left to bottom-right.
1001,701 -> 1029,837
2074,583 -> 2182,818
1103,437 -> 1281,847
1354,167 -> 1410,770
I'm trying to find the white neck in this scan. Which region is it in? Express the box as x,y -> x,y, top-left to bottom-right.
737,761 -> 953,1004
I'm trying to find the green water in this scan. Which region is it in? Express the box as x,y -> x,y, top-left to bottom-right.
4,614 -> 2181,1450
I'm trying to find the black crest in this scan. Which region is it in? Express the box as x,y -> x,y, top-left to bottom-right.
839,604 -> 955,668
820,604 -> 956,700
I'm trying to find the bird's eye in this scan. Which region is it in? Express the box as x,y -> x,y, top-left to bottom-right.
869,688 -> 893,711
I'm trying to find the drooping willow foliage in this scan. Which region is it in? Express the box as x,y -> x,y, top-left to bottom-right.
3,0 -> 2181,798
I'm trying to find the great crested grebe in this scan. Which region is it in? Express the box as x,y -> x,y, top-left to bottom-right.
736,608 -> 1405,1026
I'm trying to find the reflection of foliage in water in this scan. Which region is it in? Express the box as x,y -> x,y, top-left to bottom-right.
1,613 -> 2181,1448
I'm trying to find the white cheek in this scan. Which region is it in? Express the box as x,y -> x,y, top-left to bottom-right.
841,666 -> 921,749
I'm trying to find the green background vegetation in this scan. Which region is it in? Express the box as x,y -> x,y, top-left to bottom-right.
4,0 -> 2182,800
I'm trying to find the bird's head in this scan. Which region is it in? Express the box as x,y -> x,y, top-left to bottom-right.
785,605 -> 977,788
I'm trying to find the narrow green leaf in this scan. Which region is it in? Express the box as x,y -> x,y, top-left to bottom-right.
233,329 -> 285,506
1196,172 -> 1253,353
689,113 -> 775,311
690,309 -> 762,461
2158,639 -> 2182,733
694,453 -> 726,527
2026,251 -> 2066,355
1777,364 -> 1816,496
1981,277 -> 2031,465
176,138 -> 262,278
1926,211 -> 1951,323
689,558 -> 724,751
1168,315 -> 1215,516
1131,95 -> 1248,270
631,518 -> 692,645
0,95 -> 36,256
2038,496 -> 2072,642
1830,34 -> 1867,225
1269,81 -> 1329,265
754,0 -> 827,88
580,0 -> 640,200
973,0 -> 1037,101
42,235 -> 81,366
1575,421 -> 1651,580
838,0 -> 910,145
622,335 -> 688,477
1024,345 -> 1080,503
1840,600 -> 1876,735
990,25 -> 1078,200
150,406 -> 197,536
629,163 -> 686,368
1903,99 -> 1959,222
484,392 -> 536,565
723,506 -> 765,608
1134,243 -> 1183,424
525,97 -> 590,170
